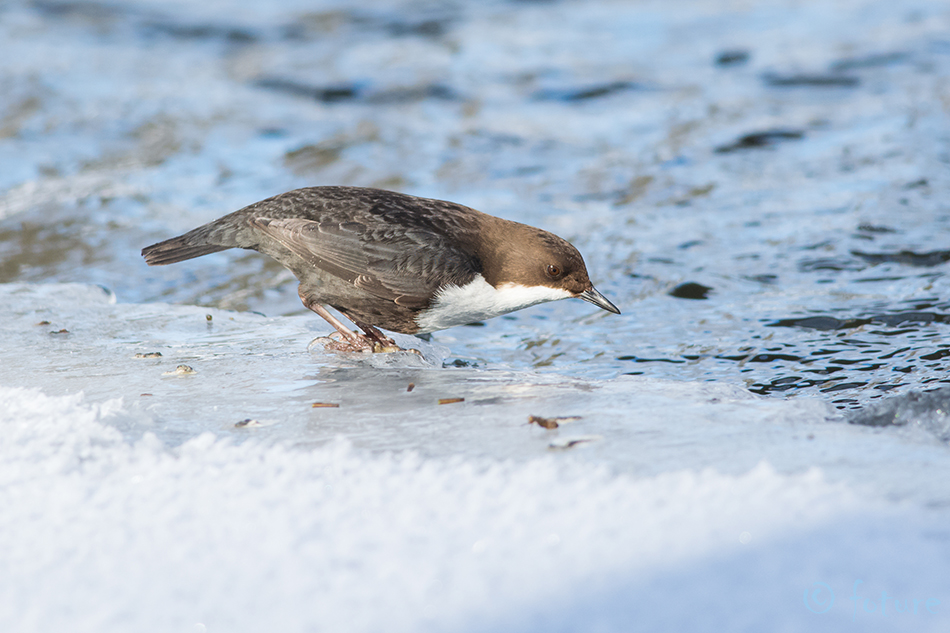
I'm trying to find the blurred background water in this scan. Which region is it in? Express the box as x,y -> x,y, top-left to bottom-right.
2,0 -> 949,411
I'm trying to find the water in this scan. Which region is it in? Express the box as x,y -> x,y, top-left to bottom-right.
2,0 -> 949,413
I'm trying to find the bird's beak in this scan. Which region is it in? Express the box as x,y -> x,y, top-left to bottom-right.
579,287 -> 621,314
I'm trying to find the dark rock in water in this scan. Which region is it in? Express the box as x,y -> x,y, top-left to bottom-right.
856,223 -> 897,234
715,129 -> 804,153
798,257 -> 866,272
254,77 -> 362,103
872,311 -> 950,327
386,17 -> 453,39
616,355 -> 685,364
142,21 -> 258,44
254,78 -> 457,104
366,83 -> 457,104
533,81 -> 642,102
768,316 -> 869,331
33,0 -> 123,20
669,282 -> 712,300
830,51 -> 910,71
769,311 -> 950,331
821,381 -> 868,393
444,359 -> 478,368
848,387 -> 950,441
749,375 -> 832,395
762,72 -> 860,87
677,239 -> 703,250
852,249 -> 950,267
715,50 -> 750,66
747,353 -> 801,363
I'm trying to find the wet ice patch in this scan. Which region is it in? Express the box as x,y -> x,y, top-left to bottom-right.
849,387 -> 950,441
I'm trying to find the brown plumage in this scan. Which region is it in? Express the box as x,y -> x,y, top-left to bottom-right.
142,186 -> 619,348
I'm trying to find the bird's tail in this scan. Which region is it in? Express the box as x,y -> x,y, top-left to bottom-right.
141,225 -> 232,266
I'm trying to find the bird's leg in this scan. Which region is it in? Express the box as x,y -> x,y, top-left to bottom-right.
349,318 -> 403,352
298,289 -> 374,352
298,288 -> 411,354
350,318 -> 423,355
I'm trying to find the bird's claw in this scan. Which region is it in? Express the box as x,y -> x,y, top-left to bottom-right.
313,331 -> 409,354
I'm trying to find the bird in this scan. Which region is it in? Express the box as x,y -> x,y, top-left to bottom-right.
142,186 -> 620,352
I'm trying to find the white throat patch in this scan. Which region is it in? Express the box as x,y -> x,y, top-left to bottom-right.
414,274 -> 572,333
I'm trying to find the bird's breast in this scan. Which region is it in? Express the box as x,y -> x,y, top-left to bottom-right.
413,274 -> 572,334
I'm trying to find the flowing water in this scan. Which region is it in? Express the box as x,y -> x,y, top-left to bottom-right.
3,0 -> 950,416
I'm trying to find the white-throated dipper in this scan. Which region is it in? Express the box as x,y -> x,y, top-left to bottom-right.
142,187 -> 620,351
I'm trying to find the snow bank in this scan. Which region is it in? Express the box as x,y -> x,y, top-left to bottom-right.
1,386 -> 948,632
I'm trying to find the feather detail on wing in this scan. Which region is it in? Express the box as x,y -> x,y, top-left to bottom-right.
249,217 -> 480,309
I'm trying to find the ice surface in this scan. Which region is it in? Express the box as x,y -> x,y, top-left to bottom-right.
4,283 -> 950,631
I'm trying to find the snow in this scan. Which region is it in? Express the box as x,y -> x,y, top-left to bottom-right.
0,384 -> 945,633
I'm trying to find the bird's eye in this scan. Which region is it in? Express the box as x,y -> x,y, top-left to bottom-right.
546,264 -> 561,277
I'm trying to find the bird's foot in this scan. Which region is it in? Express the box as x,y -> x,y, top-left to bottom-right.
314,331 -> 405,354
352,321 -> 408,353
372,340 -> 405,353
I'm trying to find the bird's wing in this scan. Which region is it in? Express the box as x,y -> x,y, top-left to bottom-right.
250,217 -> 480,308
